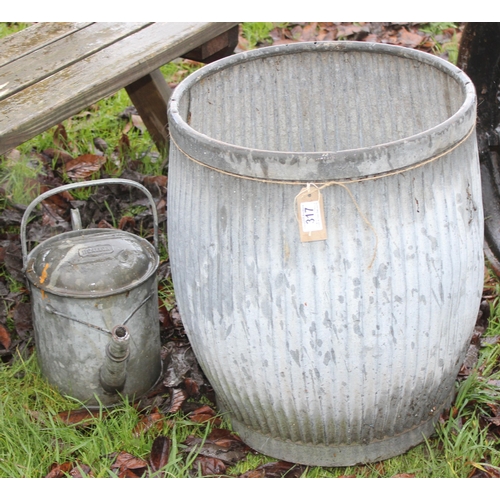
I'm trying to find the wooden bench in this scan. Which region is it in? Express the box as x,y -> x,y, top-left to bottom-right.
0,22 -> 239,155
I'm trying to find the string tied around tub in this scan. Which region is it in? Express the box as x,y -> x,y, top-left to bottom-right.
170,125 -> 475,269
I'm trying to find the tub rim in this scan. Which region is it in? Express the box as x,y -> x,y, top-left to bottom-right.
168,41 -> 477,182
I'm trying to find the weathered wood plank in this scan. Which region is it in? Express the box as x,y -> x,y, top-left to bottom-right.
0,22 -> 92,67
0,22 -> 237,154
0,22 -> 152,100
125,69 -> 172,152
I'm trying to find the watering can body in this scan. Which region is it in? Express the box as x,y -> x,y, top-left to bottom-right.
21,179 -> 162,407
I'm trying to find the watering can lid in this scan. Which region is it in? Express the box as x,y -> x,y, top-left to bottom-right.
25,229 -> 159,297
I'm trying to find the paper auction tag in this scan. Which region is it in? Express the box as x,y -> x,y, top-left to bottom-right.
296,185 -> 327,242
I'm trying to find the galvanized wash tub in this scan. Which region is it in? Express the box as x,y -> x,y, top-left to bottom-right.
167,42 -> 484,466
21,179 -> 162,407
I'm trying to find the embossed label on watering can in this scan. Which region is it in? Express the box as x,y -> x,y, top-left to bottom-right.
79,244 -> 113,258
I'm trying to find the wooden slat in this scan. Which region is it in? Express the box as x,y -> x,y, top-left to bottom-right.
0,22 -> 93,67
0,22 -> 238,154
0,22 -> 152,100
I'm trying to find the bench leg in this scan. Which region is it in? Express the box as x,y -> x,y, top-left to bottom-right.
182,25 -> 239,63
125,26 -> 238,153
125,69 -> 172,153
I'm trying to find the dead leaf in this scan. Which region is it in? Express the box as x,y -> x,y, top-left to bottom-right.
69,462 -> 93,477
53,124 -> 70,150
300,22 -> 317,41
56,407 -> 103,427
110,451 -> 148,477
193,456 -> 227,476
481,336 -> 500,346
470,464 -> 500,478
118,468 -> 143,478
4,240 -> 24,283
112,451 -> 148,469
5,149 -> 21,163
183,433 -> 251,465
487,415 -> 500,426
13,302 -> 32,339
65,154 -> 106,180
317,27 -> 336,41
164,387 -> 188,413
336,24 -> 364,39
119,106 -> 138,119
93,137 -> 108,153
39,190 -> 73,226
162,342 -> 205,388
391,473 -> 416,478
132,408 -> 164,437
149,435 -> 171,472
206,428 -> 253,454
169,308 -> 184,328
144,175 -> 168,188
42,148 -> 74,167
188,405 -> 222,425
207,428 -> 242,444
487,403 -> 500,415
41,203 -> 67,227
118,216 -> 135,231
290,25 -> 303,40
477,299 -> 490,329
156,198 -> 166,218
132,114 -> 146,133
183,377 -> 200,397
240,461 -> 306,478
158,302 -> 174,330
268,26 -> 287,44
97,219 -> 114,229
398,27 -> 424,47
0,324 -> 11,349
486,379 -> 500,388
46,461 -> 73,478
122,122 -> 133,135
118,134 -> 131,155
459,330 -> 482,377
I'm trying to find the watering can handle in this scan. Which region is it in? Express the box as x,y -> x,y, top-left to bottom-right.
20,178 -> 160,267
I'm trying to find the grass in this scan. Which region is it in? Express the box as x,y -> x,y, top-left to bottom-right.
0,158 -> 44,207
1,312 -> 498,478
1,22 -> 498,478
0,22 -> 29,39
419,22 -> 460,64
241,22 -> 276,49
419,22 -> 458,36
0,354 -> 219,477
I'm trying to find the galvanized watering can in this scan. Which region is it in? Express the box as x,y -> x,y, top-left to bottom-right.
21,179 -> 162,407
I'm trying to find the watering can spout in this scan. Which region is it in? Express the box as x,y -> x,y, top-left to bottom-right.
100,325 -> 130,393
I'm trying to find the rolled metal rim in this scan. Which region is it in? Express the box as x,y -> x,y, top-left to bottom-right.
168,41 -> 477,182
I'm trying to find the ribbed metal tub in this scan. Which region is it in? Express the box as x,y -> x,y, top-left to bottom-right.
167,42 -> 483,466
